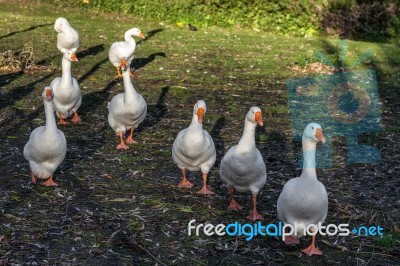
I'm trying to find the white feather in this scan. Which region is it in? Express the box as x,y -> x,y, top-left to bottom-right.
277,123 -> 328,237
219,106 -> 266,195
108,28 -> 144,69
107,68 -> 147,135
51,52 -> 81,119
23,87 -> 67,180
172,100 -> 216,174
54,17 -> 79,54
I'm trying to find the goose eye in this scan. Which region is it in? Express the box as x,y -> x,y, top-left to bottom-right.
312,126 -> 314,130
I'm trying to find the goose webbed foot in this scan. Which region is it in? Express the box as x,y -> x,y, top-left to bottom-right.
43,176 -> 58,187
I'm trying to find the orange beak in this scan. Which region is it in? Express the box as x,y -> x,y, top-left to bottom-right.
197,107 -> 205,123
255,111 -> 263,126
120,58 -> 127,71
71,53 -> 79,62
45,88 -> 53,100
138,32 -> 145,39
315,128 -> 326,144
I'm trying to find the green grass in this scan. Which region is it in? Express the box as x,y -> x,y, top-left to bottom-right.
1,1 -> 400,265
375,232 -> 400,248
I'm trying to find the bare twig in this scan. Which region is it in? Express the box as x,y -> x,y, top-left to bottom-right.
135,241 -> 168,266
220,238 -> 238,264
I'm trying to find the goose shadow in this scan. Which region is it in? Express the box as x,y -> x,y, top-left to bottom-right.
255,124 -> 268,145
136,28 -> 164,45
262,130 -> 293,167
0,45 -> 106,112
255,124 -> 282,165
76,44 -> 105,60
36,54 -> 59,66
79,78 -> 119,115
35,44 -> 105,66
210,117 -> 226,167
0,23 -> 53,40
0,71 -> 24,94
0,103 -> 44,138
0,72 -> 55,113
78,57 -> 109,84
131,52 -> 166,71
139,86 -> 169,132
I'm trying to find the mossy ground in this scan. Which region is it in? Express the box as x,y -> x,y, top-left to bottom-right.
0,1 -> 399,265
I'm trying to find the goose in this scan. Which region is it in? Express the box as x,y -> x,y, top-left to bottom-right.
51,51 -> 82,125
108,28 -> 145,78
107,66 -> 147,150
277,122 -> 327,256
172,100 -> 216,195
23,86 -> 67,186
219,107 -> 266,221
54,17 -> 79,60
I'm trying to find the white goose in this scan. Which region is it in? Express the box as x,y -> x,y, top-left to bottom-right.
108,28 -> 145,78
172,100 -> 216,195
277,122 -> 328,256
23,86 -> 67,186
219,107 -> 266,221
54,17 -> 79,60
51,51 -> 82,125
107,66 -> 147,150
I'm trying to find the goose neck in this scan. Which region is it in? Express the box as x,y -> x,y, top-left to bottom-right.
44,100 -> 57,132
122,70 -> 137,102
301,138 -> 317,179
61,56 -> 72,85
237,120 -> 256,152
189,114 -> 204,130
124,33 -> 137,47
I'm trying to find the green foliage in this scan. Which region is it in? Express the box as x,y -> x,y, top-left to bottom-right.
73,0 -> 400,41
323,0 -> 400,41
76,0 -> 322,37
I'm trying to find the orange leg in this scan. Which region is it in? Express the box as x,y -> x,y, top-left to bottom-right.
197,173 -> 215,195
115,66 -> 122,78
57,112 -> 69,125
301,234 -> 322,256
71,111 -> 81,124
178,168 -> 193,188
43,176 -> 58,187
228,187 -> 243,211
125,128 -> 137,144
116,131 -> 129,150
283,226 -> 300,244
30,170 -> 37,184
246,194 -> 263,221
